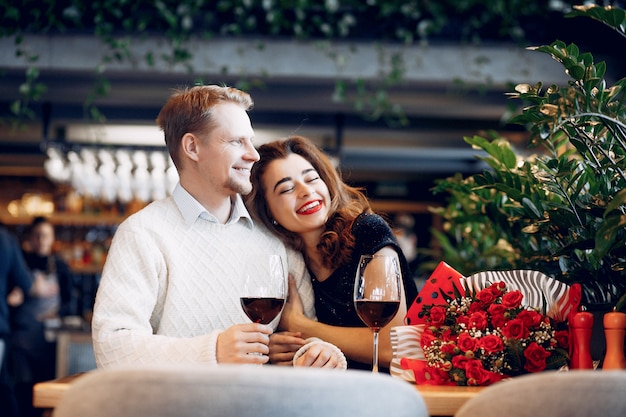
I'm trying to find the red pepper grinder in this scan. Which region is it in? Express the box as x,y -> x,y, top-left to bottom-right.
602,309 -> 626,370
570,306 -> 594,369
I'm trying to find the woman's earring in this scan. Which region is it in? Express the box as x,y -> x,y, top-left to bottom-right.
272,219 -> 278,226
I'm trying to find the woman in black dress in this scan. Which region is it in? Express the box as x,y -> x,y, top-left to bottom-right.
247,135 -> 418,371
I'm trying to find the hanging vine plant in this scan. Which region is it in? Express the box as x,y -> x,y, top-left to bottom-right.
1,0 -> 585,126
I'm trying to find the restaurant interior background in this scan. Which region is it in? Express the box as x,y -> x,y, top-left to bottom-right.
1,1 -> 624,325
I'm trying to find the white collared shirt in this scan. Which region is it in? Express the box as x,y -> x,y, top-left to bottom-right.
171,182 -> 253,229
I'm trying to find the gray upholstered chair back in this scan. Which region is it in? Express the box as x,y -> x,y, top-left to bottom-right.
52,365 -> 427,417
455,370 -> 626,417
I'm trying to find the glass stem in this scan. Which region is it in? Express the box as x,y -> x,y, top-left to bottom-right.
372,330 -> 380,373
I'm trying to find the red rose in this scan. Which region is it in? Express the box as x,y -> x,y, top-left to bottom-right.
481,369 -> 506,385
523,341 -> 550,372
440,342 -> 457,356
457,332 -> 477,353
491,313 -> 508,330
464,359 -> 489,386
428,305 -> 448,326
425,365 -> 451,385
420,330 -> 436,349
488,304 -> 507,329
478,334 -> 504,353
475,288 -> 497,305
488,281 -> 507,297
456,314 -> 470,328
554,330 -> 569,349
502,318 -> 529,339
501,290 -> 524,309
468,301 -> 485,314
452,354 -> 470,370
440,328 -> 455,342
516,309 -> 543,327
487,303 -> 506,316
469,311 -> 488,331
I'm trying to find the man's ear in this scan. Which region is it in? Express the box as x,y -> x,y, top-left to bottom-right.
181,133 -> 200,162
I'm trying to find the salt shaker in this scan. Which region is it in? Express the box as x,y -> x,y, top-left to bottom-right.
570,306 -> 594,369
602,309 -> 626,370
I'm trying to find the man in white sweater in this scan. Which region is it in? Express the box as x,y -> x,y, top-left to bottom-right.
92,85 -> 345,369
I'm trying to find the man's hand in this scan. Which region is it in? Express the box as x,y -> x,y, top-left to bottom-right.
216,323 -> 272,364
268,331 -> 306,365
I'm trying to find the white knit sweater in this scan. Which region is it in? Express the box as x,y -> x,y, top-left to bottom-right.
92,194 -> 316,368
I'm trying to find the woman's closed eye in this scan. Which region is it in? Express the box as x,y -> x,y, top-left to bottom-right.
279,185 -> 295,194
278,178 -> 317,194
273,169 -> 320,194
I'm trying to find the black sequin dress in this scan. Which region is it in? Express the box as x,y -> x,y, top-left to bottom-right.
310,212 -> 419,371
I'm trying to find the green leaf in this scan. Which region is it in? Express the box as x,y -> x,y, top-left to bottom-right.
566,61 -> 586,80
566,43 -> 580,58
522,197 -> 542,218
605,188 -> 626,213
595,215 -> 626,258
568,5 -> 626,35
594,61 -> 607,79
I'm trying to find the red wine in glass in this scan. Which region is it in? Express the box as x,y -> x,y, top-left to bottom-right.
355,300 -> 400,331
354,254 -> 402,373
241,254 -> 286,328
240,297 -> 285,325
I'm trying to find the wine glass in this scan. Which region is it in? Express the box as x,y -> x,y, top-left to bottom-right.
354,254 -> 401,373
240,254 -> 286,325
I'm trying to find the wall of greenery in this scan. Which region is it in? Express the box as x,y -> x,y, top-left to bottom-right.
1,0 -> 587,123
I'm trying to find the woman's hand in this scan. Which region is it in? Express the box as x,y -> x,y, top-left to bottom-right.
279,275 -> 306,332
293,339 -> 347,369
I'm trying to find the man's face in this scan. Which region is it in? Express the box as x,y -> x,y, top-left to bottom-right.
198,102 -> 259,197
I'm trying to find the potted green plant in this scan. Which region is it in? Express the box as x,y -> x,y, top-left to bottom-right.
429,4 -> 626,311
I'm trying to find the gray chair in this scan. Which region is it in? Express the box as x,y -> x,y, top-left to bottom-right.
52,365 -> 427,417
455,370 -> 626,417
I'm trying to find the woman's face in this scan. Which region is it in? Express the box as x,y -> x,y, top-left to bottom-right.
31,222 -> 55,256
262,153 -> 331,236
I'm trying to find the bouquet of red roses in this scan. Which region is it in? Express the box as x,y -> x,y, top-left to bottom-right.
419,281 -> 569,386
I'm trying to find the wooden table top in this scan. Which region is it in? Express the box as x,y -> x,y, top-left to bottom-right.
415,384 -> 484,416
34,372 -> 484,416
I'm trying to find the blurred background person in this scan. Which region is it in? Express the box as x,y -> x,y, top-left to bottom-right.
9,216 -> 73,417
1,224 -> 34,417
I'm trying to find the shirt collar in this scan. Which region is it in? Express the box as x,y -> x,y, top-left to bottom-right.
172,182 -> 253,228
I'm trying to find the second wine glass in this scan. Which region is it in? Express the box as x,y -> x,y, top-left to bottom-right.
240,254 -> 286,325
353,254 -> 401,373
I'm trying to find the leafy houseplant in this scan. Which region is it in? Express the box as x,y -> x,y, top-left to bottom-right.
430,5 -> 626,309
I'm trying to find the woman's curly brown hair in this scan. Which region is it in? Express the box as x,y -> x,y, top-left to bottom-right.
246,135 -> 371,269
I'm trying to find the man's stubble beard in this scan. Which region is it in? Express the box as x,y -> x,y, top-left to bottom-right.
228,177 -> 253,196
